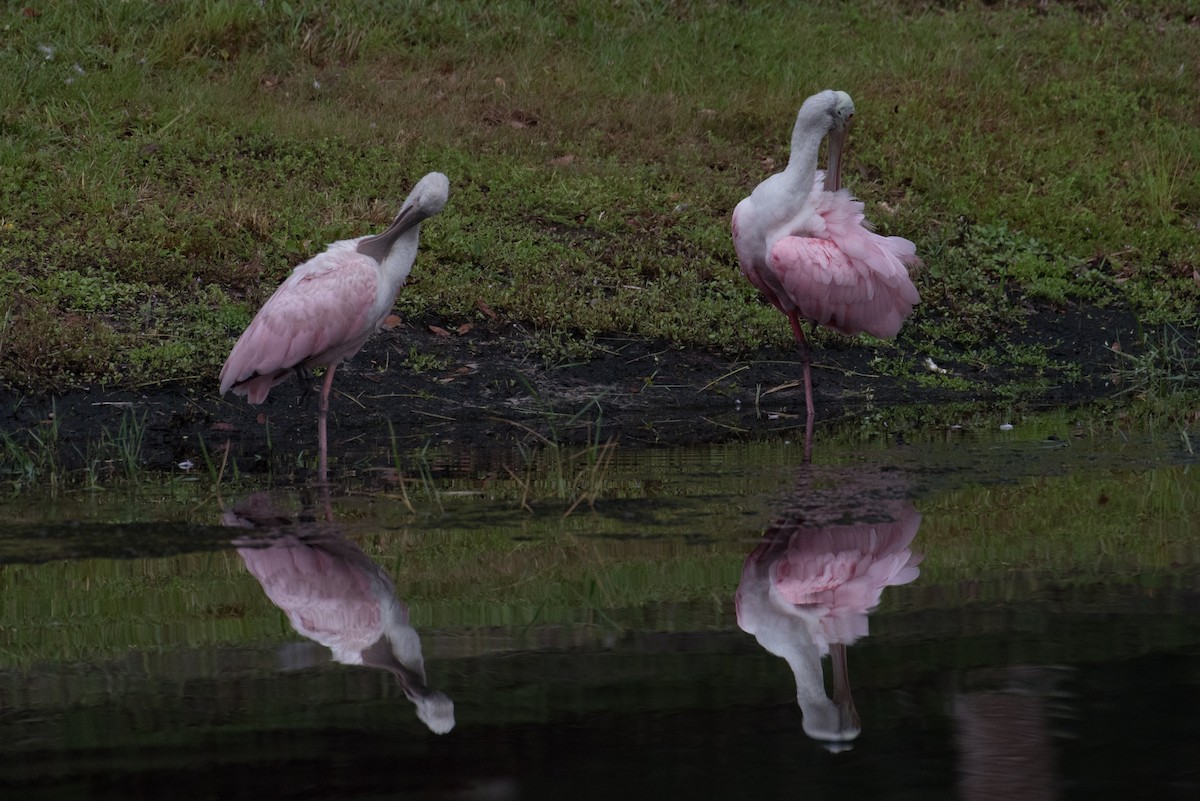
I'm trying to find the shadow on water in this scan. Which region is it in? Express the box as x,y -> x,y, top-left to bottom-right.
1,418 -> 1199,799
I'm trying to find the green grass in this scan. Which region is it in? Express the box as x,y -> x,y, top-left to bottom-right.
0,1 -> 1197,391
0,401 -> 153,491
1112,324 -> 1200,396
0,402 -> 61,491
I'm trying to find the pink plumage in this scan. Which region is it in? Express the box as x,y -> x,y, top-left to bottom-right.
737,502 -> 922,655
732,90 -> 920,458
735,467 -> 922,744
238,534 -> 388,663
220,243 -> 380,404
769,513 -> 923,650
217,172 -> 449,481
770,180 -> 920,339
223,493 -> 456,733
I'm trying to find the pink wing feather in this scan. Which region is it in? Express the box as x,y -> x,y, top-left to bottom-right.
772,515 -> 923,650
220,246 -> 380,403
770,183 -> 920,339
238,538 -> 384,661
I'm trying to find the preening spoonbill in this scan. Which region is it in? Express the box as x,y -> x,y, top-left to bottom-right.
732,91 -> 920,458
219,172 -> 450,481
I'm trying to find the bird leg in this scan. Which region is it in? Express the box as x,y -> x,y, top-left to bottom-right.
787,311 -> 816,464
294,366 -> 315,409
316,364 -> 338,485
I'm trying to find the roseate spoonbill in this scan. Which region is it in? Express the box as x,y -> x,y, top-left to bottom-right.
735,467 -> 922,747
219,172 -> 450,481
732,91 -> 920,458
224,492 -> 455,734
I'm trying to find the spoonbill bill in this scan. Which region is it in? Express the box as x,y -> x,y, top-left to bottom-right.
219,172 -> 450,481
732,91 -> 920,458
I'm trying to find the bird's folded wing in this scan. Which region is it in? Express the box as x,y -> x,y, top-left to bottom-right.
771,233 -> 919,339
220,252 -> 379,393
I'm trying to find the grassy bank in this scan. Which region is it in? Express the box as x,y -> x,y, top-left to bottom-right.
1,1 -> 1197,391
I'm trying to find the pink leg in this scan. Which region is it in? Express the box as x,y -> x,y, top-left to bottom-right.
317,364 -> 338,484
787,312 -> 815,463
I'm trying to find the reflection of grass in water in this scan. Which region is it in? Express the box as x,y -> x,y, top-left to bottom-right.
917,463 -> 1200,586
0,531 -> 744,668
3,444 -> 1200,668
2,409 -> 1198,646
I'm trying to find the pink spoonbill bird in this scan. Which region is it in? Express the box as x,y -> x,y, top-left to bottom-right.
220,172 -> 450,481
732,90 -> 920,459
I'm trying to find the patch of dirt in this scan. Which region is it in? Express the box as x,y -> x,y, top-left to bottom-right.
0,301 -> 1148,476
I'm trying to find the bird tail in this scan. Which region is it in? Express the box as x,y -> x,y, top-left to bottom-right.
223,370 -> 293,404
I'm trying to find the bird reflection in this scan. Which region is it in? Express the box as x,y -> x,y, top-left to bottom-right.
954,667 -> 1070,801
736,466 -> 922,748
222,492 -> 454,734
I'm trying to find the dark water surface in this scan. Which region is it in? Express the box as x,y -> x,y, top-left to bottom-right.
2,418 -> 1199,799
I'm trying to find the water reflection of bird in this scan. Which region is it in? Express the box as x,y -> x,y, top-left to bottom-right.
954,667 -> 1071,801
736,468 -> 922,747
219,172 -> 450,482
222,493 -> 454,734
732,91 -> 920,459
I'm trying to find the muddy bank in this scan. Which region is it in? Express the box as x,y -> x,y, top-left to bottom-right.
0,301 -> 1145,476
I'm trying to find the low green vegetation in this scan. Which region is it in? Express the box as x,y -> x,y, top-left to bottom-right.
0,404 -> 61,490
1112,324 -> 1200,397
0,1 -> 1196,395
0,402 -> 150,491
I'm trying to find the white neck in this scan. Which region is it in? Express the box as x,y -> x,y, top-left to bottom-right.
783,112 -> 825,194
376,226 -> 420,292
741,583 -> 860,743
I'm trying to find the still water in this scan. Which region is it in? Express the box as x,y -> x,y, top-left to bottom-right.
2,413 -> 1199,799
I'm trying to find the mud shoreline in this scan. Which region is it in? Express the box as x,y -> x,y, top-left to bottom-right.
0,301 -> 1146,477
